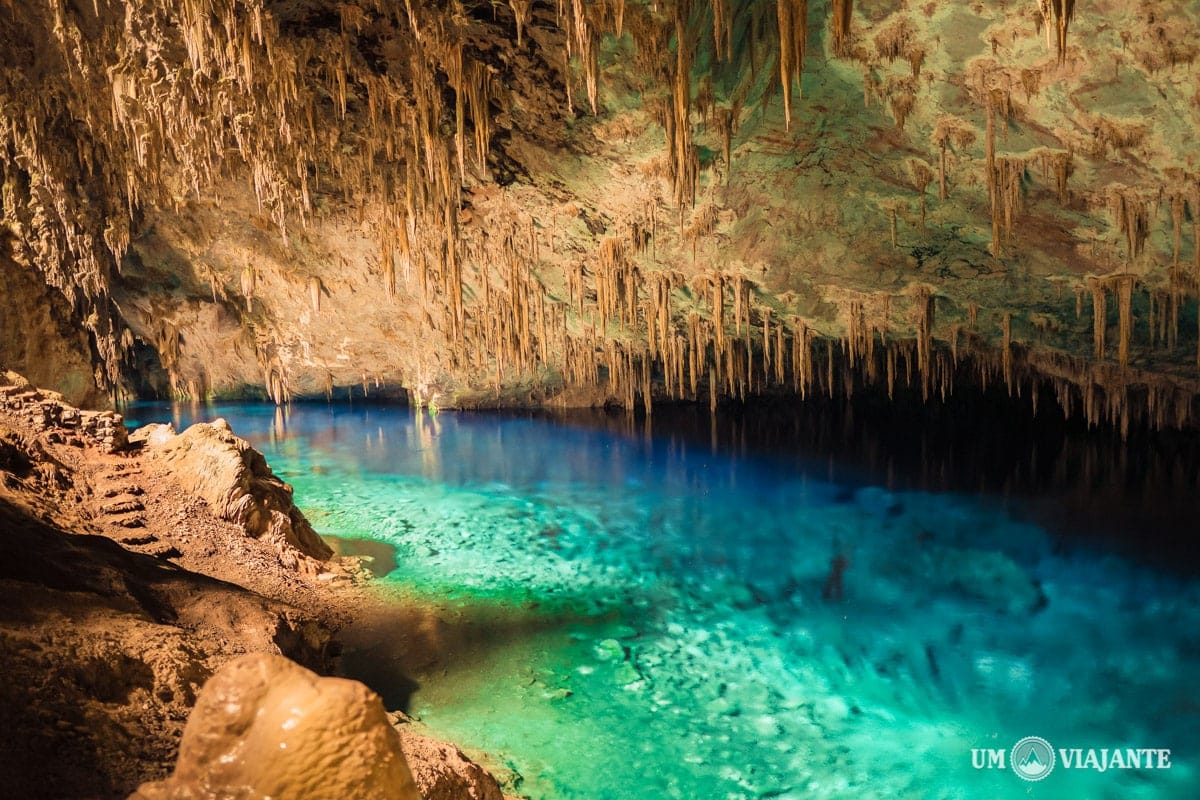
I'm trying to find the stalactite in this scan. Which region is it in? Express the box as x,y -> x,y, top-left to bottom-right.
241,266 -> 256,312
510,0 -> 533,48
880,201 -> 904,249
1169,190 -> 1186,268
1150,291 -> 1161,353
308,276 -> 323,313
712,0 -> 730,61
907,159 -> 935,232
1091,278 -> 1107,359
762,307 -> 772,377
1036,149 -> 1072,204
1050,0 -> 1075,63
825,339 -> 835,399
1193,184 -> 1200,280
1112,275 -> 1132,366
715,108 -> 735,177
931,116 -> 975,202
666,1 -> 697,208
993,156 -> 1027,245
1035,0 -> 1054,50
1106,185 -> 1152,264
985,94 -> 998,257
776,0 -> 808,130
912,287 -> 935,398
888,80 -> 917,130
831,0 -> 854,57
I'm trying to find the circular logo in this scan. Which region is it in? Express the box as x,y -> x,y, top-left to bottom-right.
1011,736 -> 1055,782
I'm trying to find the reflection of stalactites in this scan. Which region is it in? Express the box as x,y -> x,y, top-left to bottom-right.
1001,313 -> 1013,394
910,286 -> 935,399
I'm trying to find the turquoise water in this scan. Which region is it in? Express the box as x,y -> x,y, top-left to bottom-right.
128,402 -> 1200,799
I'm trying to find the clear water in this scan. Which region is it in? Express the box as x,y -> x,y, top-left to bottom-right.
127,401 -> 1200,799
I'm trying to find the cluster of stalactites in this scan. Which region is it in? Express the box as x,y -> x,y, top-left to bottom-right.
1104,184 -> 1154,264
1087,266 -> 1200,372
2,0 -> 538,401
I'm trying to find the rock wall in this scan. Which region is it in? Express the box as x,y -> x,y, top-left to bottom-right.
0,257 -> 103,408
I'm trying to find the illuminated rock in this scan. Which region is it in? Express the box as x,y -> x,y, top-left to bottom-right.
130,654 -> 419,800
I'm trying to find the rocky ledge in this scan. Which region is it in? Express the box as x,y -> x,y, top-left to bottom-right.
0,371 -> 516,799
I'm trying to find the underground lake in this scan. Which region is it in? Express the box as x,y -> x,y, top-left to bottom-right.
126,392 -> 1200,800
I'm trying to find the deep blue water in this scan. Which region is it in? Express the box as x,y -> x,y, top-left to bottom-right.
126,401 -> 1200,799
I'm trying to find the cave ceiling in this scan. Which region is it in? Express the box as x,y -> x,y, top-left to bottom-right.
1,1 -> 1199,428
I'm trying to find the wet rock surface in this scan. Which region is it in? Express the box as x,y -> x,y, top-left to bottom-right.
130,654 -> 421,800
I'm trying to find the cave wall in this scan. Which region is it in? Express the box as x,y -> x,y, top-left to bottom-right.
0,254 -> 103,407
2,1 -> 1200,427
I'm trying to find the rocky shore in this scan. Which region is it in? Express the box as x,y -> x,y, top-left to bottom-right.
0,371 -> 515,799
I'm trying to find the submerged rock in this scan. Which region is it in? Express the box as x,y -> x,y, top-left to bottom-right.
890,543 -> 1047,615
130,653 -> 420,800
149,420 -> 333,562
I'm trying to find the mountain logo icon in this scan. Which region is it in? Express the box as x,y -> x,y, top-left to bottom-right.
1011,736 -> 1056,781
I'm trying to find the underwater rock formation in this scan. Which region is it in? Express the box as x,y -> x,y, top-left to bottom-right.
130,653 -> 420,800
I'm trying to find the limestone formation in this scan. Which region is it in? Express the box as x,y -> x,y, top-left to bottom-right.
150,420 -> 333,562
1,1 -> 1199,431
130,654 -> 420,800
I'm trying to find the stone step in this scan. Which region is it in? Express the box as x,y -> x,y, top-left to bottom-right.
99,498 -> 145,515
135,541 -> 182,560
100,484 -> 144,499
117,532 -> 157,546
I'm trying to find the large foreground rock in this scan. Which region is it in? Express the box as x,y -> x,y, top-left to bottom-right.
131,654 -> 419,800
147,419 -> 333,561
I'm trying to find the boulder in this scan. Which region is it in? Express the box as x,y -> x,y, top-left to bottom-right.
395,726 -> 507,800
128,422 -> 176,447
130,654 -> 420,800
150,420 -> 332,561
